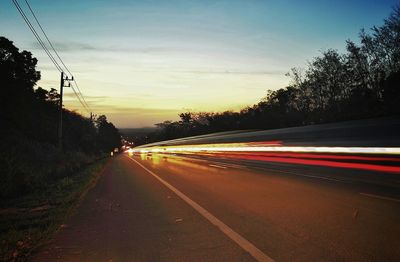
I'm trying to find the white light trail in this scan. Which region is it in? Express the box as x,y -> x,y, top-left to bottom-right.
126,143 -> 400,155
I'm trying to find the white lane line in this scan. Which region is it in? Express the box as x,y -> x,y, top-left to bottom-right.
208,164 -> 227,169
127,156 -> 274,262
359,192 -> 400,203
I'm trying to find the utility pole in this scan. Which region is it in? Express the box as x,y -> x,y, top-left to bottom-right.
58,72 -> 72,151
58,72 -> 64,151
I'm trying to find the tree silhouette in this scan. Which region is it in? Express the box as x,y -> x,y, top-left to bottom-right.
96,115 -> 122,153
147,5 -> 400,144
0,36 -> 121,198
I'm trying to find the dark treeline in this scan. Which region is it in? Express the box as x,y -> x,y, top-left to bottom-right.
0,36 -> 121,198
142,5 -> 400,144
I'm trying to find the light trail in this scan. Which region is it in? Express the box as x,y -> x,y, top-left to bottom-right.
126,142 -> 400,155
125,141 -> 400,174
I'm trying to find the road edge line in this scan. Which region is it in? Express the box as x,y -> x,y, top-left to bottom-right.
127,156 -> 274,262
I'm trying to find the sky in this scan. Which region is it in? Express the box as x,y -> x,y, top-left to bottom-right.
0,0 -> 398,127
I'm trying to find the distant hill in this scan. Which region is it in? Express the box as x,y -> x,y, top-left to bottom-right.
119,127 -> 158,146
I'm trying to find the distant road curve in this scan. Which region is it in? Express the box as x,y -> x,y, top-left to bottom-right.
138,116 -> 400,147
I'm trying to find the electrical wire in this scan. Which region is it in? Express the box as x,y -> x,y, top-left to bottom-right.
12,0 -> 63,73
23,0 -> 73,77
13,0 -> 93,115
70,82 -> 91,114
71,80 -> 91,110
23,0 -> 92,112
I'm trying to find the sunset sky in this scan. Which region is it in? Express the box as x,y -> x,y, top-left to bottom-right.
0,0 -> 397,127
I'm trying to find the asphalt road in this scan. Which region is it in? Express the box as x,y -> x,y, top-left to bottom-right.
34,153 -> 400,262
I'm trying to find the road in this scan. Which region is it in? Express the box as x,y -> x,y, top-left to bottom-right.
34,152 -> 400,262
139,116 -> 400,147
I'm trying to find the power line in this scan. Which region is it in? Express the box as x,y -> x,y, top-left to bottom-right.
22,0 -> 92,112
23,0 -> 73,77
13,0 -> 93,114
23,0 -> 89,108
72,80 -> 91,110
13,0 -> 95,151
70,82 -> 91,114
12,0 -> 63,73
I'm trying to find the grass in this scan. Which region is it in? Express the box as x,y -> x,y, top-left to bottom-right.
0,158 -> 108,262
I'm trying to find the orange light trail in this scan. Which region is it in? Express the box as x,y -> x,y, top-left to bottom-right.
219,153 -> 400,174
125,142 -> 400,173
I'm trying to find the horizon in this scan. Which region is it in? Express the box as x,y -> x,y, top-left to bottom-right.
0,0 -> 398,128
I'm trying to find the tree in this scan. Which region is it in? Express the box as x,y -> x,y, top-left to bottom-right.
0,36 -> 41,133
0,36 -> 40,93
0,36 -> 122,198
382,70 -> 400,114
95,115 -> 122,153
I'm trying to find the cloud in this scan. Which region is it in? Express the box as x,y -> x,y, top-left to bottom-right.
31,41 -> 97,52
111,68 -> 285,76
37,79 -> 59,87
92,104 -> 179,115
63,93 -> 108,100
164,69 -> 285,76
30,41 -> 187,54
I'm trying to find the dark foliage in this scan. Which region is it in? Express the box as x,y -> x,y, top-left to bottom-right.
95,115 -> 122,153
0,36 -> 121,198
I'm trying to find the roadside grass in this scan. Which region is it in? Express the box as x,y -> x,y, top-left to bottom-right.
0,158 -> 108,261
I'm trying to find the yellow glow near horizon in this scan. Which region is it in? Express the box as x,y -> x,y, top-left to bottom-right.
53,63 -> 289,127
33,46 -> 290,128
